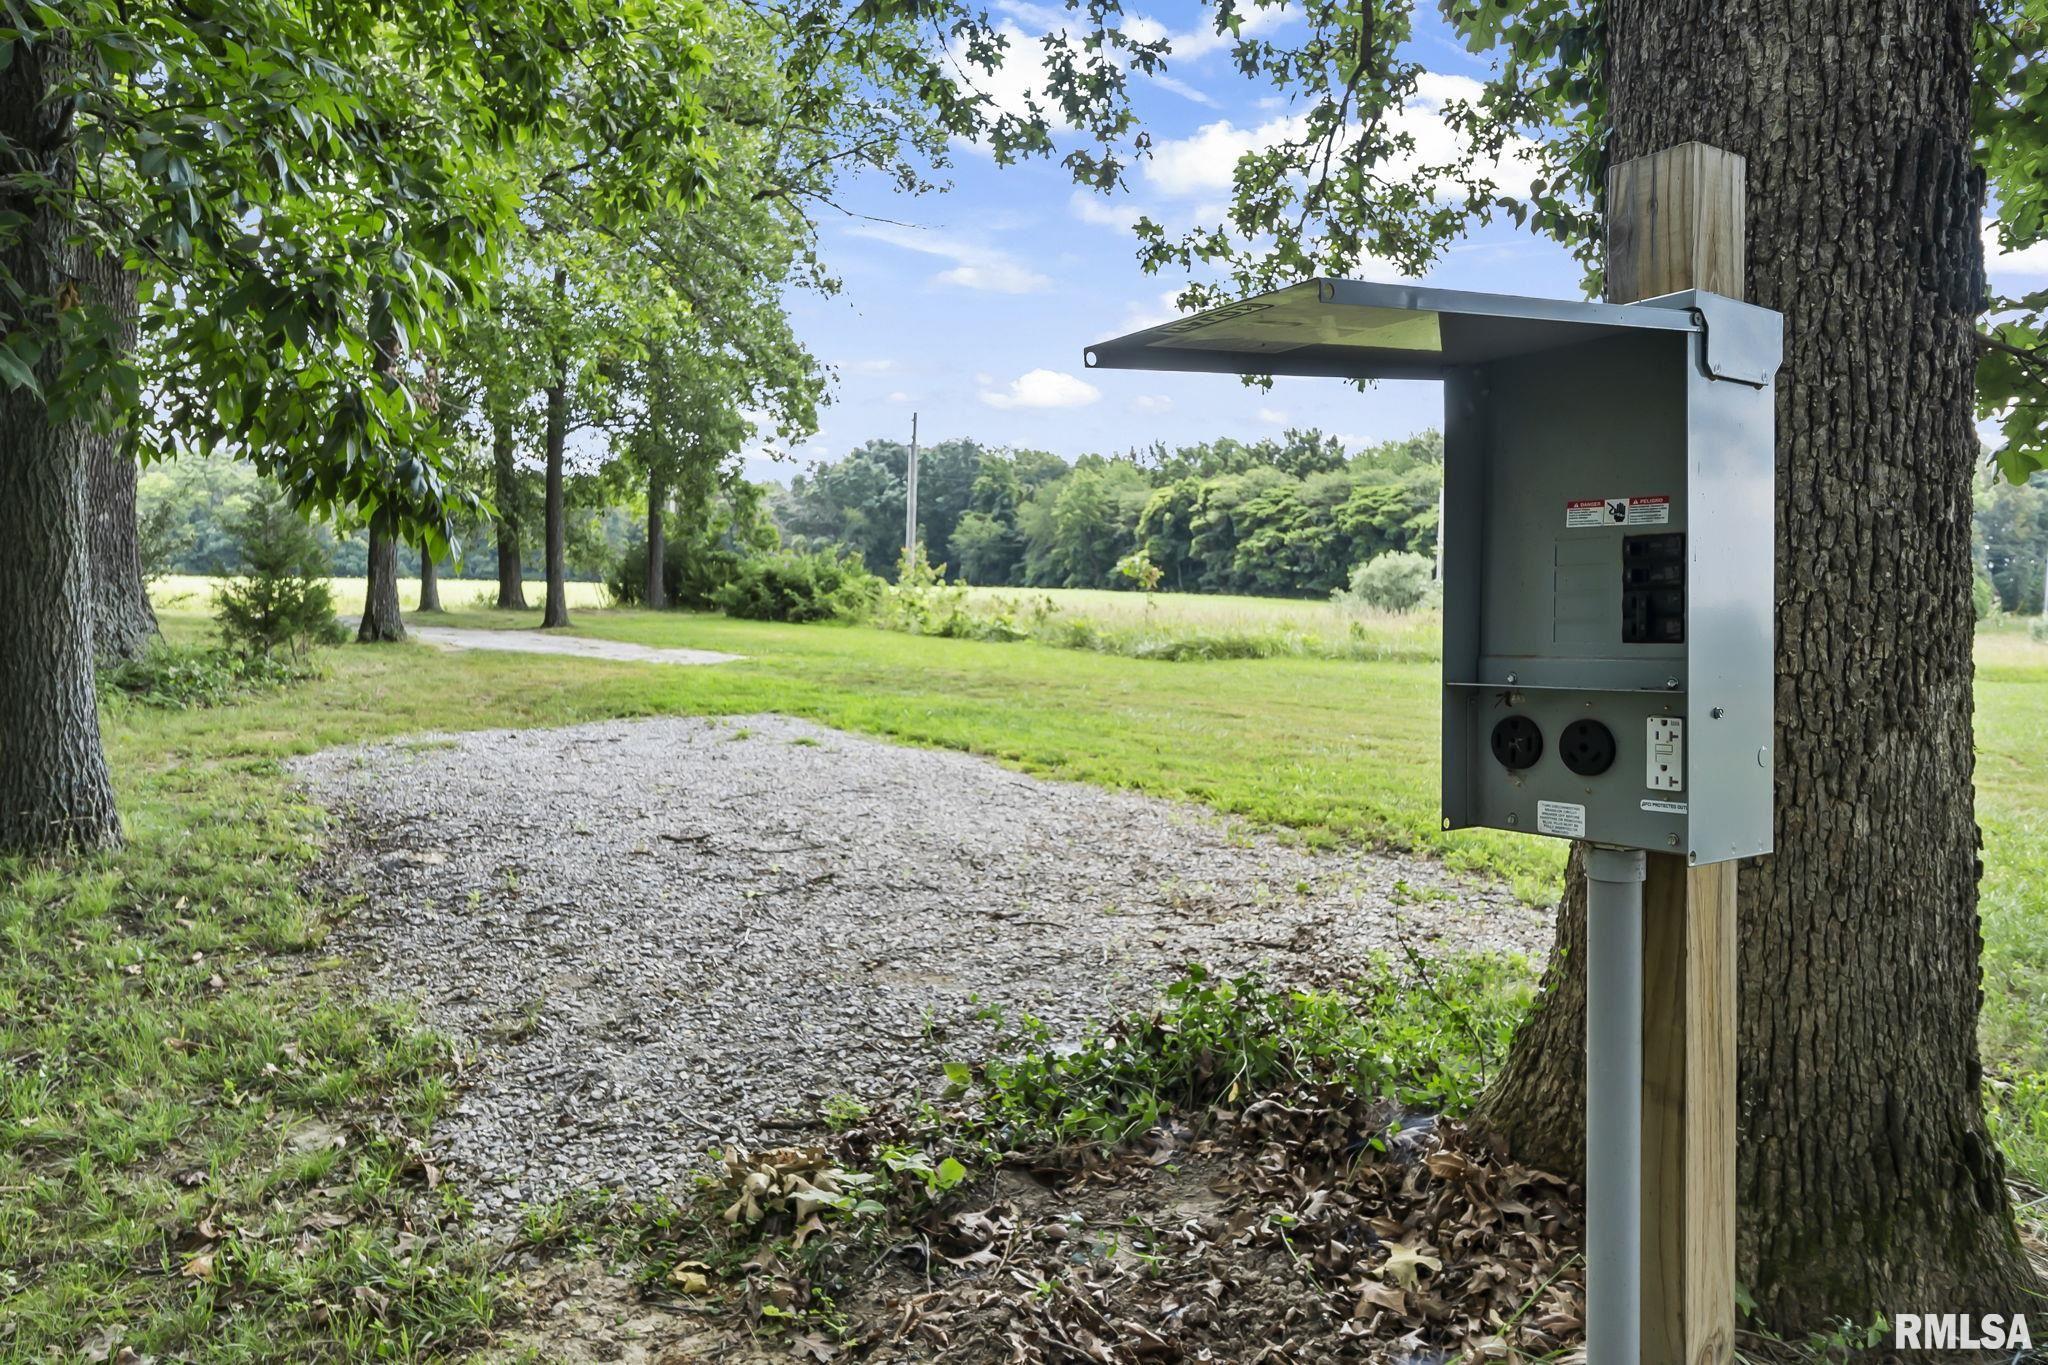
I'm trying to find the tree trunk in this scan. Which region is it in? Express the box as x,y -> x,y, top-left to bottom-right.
0,30 -> 122,854
417,539 -> 443,613
645,468 -> 667,609
1472,0 -> 2035,1328
492,415 -> 526,609
542,273 -> 571,630
357,524 -> 405,642
82,254 -> 157,661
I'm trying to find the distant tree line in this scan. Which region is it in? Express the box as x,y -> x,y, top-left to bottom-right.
139,454 -> 637,584
771,429 -> 1447,598
1977,472 -> 2048,615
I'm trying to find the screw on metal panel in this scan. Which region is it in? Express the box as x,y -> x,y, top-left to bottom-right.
1506,672 -> 1518,684
1757,747 -> 1769,768
1506,814 -> 1518,826
1665,678 -> 1679,690
1710,706 -> 1725,719
1668,834 -> 1680,846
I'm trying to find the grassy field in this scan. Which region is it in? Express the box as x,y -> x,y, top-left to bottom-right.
152,573 -> 616,617
2,586 -> 2042,1357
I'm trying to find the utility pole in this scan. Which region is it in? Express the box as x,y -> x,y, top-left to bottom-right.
903,412 -> 920,568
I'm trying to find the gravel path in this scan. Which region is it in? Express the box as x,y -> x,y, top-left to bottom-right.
406,624 -> 738,665
293,715 -> 1550,1225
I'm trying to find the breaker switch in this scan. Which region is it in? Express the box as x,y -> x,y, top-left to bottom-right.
1623,533 -> 1687,644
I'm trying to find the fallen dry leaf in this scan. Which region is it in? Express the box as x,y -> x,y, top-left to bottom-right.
180,1249 -> 215,1280
1354,1281 -> 1407,1316
792,1332 -> 839,1362
668,1260 -> 714,1294
1377,1240 -> 1441,1290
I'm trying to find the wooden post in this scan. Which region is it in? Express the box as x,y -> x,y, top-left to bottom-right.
1606,142 -> 1743,1365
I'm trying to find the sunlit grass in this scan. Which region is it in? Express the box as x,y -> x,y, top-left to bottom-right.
151,573 -> 615,617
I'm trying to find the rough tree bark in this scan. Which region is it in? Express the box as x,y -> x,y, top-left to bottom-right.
492,415 -> 527,609
644,468 -> 667,609
0,31 -> 122,853
81,252 -> 158,660
541,270 -> 571,630
1471,0 -> 2036,1327
357,524 -> 405,642
417,539 -> 443,613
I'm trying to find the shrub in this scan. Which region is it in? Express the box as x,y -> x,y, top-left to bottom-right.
1972,567 -> 1997,621
1334,550 -> 1436,615
608,534 -> 746,608
214,489 -> 347,658
714,549 -> 880,622
100,642 -> 305,709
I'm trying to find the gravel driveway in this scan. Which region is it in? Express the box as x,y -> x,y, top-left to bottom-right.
406,624 -> 739,665
292,715 -> 1549,1225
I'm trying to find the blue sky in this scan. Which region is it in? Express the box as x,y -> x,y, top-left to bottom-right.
749,2 -> 2048,482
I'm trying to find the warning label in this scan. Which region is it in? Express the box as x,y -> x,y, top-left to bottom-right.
1535,800 -> 1587,838
1564,494 -> 1672,529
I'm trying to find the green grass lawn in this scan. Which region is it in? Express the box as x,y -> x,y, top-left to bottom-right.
3,589 -> 2043,1358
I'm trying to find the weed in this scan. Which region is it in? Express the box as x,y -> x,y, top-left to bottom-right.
951,958 -> 1532,1155
98,642 -> 312,709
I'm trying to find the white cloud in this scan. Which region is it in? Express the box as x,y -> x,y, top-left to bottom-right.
1150,72 -> 1217,107
1258,406 -> 1289,425
935,262 -> 1050,292
848,222 -> 1050,294
1132,394 -> 1173,413
948,21 -> 1078,141
1136,6 -> 1293,61
1986,221 -> 2048,279
1145,117 -> 1274,197
1118,287 -> 1187,332
886,390 -> 912,403
980,368 -> 1102,410
846,358 -> 899,374
1142,71 -> 1538,203
1070,190 -> 1142,230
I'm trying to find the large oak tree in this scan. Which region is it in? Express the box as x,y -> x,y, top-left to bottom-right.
1049,0 -> 2047,1325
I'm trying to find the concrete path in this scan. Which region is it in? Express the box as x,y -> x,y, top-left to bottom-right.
406,624 -> 739,666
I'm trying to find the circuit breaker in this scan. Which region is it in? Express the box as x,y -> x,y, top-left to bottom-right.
1085,278 -> 1782,864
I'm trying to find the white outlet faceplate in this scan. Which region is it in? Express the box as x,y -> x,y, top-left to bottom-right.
1647,716 -> 1684,791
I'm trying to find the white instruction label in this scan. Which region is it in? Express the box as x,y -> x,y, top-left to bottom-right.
1535,800 -> 1587,838
1564,494 -> 1672,528
1640,799 -> 1689,815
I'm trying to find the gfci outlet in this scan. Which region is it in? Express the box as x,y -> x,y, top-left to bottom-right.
1647,717 -> 1684,791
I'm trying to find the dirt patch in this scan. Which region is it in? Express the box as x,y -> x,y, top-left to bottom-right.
292,714 -> 1549,1229
498,1103 -> 1585,1364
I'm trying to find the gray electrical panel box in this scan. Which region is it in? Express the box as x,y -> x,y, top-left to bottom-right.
1086,278 -> 1782,864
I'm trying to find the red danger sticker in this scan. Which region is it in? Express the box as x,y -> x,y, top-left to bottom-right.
1565,494 -> 1672,528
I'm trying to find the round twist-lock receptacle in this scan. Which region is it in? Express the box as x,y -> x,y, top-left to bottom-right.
1560,719 -> 1618,776
1490,715 -> 1543,770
